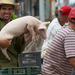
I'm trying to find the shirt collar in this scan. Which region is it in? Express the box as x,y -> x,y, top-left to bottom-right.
57,18 -> 62,26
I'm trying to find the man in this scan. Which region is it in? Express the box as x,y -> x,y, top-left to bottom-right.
0,0 -> 25,67
55,7 -> 58,17
42,7 -> 75,75
41,6 -> 71,59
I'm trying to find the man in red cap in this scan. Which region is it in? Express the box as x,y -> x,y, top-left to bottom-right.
42,7 -> 75,75
41,6 -> 71,60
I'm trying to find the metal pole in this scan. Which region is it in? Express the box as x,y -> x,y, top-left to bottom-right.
58,0 -> 60,10
46,0 -> 49,20
13,0 -> 15,4
39,0 -> 45,21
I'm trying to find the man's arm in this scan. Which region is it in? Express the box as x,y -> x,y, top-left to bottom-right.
69,57 -> 75,70
19,33 -> 25,44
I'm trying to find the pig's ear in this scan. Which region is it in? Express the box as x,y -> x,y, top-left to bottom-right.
38,24 -> 46,29
43,21 -> 50,25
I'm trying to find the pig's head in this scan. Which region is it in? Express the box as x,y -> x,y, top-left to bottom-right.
35,21 -> 50,40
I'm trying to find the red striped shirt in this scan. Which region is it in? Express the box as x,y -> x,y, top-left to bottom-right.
42,25 -> 75,75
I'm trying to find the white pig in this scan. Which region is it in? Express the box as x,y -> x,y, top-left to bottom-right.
0,16 -> 50,60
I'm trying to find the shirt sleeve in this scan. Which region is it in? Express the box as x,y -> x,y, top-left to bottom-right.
64,32 -> 75,58
51,25 -> 61,36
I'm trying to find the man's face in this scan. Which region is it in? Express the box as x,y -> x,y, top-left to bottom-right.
0,4 -> 14,20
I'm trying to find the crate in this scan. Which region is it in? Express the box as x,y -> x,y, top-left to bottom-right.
19,51 -> 41,73
0,66 -> 39,75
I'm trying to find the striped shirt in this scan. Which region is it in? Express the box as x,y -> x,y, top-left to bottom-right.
42,25 -> 75,75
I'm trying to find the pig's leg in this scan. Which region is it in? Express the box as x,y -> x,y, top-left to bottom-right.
1,48 -> 10,60
27,26 -> 37,42
0,39 -> 11,60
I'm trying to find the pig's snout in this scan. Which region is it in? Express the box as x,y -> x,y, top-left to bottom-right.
44,37 -> 47,40
42,36 -> 47,40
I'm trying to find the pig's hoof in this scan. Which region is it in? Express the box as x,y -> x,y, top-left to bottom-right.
7,57 -> 11,61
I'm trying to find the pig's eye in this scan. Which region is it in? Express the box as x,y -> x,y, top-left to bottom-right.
41,29 -> 44,31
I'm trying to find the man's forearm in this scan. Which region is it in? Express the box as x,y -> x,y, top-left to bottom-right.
19,33 -> 25,44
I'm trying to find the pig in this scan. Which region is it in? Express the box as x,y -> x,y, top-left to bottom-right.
0,16 -> 50,60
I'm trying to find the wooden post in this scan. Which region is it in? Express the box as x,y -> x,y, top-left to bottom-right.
49,0 -> 53,22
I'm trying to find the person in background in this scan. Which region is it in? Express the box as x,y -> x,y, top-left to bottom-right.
41,6 -> 71,61
55,7 -> 58,17
0,0 -> 25,67
42,7 -> 75,75
15,0 -> 20,17
33,4 -> 37,16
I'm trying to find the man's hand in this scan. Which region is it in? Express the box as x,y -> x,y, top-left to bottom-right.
0,38 -> 12,48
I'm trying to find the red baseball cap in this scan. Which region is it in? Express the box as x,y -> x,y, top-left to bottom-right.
69,7 -> 75,22
59,6 -> 71,15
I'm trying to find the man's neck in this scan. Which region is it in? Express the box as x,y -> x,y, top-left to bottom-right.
68,22 -> 75,31
58,17 -> 65,26
4,20 -> 10,23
